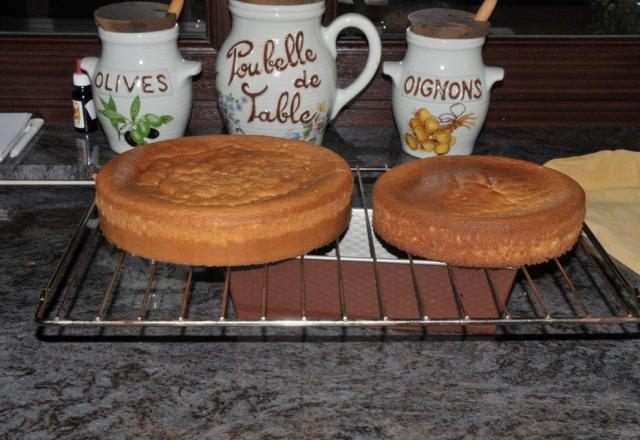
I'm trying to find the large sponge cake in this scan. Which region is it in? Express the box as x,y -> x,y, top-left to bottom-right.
96,135 -> 353,266
373,156 -> 586,267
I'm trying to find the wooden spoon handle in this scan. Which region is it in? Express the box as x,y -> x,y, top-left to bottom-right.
167,0 -> 184,18
475,0 -> 497,21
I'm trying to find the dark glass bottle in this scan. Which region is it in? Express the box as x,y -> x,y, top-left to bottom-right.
72,59 -> 98,133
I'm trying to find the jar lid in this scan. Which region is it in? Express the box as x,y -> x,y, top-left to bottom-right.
409,8 -> 489,39
94,2 -> 176,33
238,0 -> 323,4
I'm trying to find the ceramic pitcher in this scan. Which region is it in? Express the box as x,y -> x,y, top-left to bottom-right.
215,0 -> 382,144
383,29 -> 504,158
81,25 -> 201,153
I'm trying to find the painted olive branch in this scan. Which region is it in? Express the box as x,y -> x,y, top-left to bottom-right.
98,95 -> 174,146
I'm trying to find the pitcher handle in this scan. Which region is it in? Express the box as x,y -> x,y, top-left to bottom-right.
322,14 -> 381,121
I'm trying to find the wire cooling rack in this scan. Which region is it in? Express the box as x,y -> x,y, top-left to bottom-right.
35,167 -> 640,335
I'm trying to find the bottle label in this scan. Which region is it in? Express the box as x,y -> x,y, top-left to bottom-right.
73,100 -> 85,128
86,99 -> 97,120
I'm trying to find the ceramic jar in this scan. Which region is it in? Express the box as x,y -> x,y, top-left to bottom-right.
383,29 -> 504,157
215,0 -> 381,144
81,25 -> 201,153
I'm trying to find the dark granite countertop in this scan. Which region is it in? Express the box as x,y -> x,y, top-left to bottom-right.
1,124 -> 640,438
2,123 -> 640,180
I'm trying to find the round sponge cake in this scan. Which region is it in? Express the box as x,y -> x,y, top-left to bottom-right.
95,135 -> 353,266
373,156 -> 586,267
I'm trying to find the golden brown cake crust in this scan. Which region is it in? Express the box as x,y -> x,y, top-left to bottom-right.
95,135 -> 353,266
373,156 -> 586,267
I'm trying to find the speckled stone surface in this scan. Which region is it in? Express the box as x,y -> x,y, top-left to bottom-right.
2,124 -> 640,180
1,126 -> 640,438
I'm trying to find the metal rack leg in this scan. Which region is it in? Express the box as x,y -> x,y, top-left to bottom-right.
137,261 -> 158,321
178,267 -> 193,321
96,250 -> 126,321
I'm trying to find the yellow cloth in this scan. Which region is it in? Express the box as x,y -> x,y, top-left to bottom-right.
545,150 -> 640,274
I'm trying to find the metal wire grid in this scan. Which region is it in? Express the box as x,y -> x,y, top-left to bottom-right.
35,167 -> 640,330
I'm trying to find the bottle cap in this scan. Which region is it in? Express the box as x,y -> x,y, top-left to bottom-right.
73,59 -> 91,87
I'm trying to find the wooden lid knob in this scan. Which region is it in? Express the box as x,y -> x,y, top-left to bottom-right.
409,8 -> 489,39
